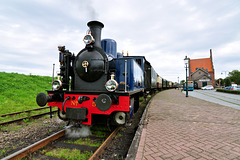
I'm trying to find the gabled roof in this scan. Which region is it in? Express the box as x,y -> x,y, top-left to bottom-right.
190,67 -> 209,76
195,74 -> 212,81
190,58 -> 213,73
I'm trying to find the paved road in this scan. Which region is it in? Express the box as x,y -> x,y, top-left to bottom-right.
183,89 -> 240,110
136,89 -> 240,160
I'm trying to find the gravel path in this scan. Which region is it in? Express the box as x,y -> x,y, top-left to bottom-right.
0,115 -> 66,158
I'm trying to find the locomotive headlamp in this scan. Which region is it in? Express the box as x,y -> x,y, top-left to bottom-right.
83,34 -> 95,45
52,80 -> 62,90
105,79 -> 118,92
105,73 -> 118,92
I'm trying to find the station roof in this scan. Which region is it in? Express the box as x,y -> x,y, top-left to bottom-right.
190,58 -> 213,72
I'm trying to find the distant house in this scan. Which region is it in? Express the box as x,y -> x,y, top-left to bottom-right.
188,49 -> 215,88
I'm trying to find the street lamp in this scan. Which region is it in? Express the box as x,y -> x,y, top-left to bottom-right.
178,76 -> 179,90
221,70 -> 229,78
184,56 -> 188,97
221,70 -> 229,87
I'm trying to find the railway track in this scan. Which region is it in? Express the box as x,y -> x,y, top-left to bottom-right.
2,127 -> 66,160
0,107 -> 57,126
3,125 -> 121,160
1,106 -> 52,117
1,94 -> 154,159
0,98 -> 146,126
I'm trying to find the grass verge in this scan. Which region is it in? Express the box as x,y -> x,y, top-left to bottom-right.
0,72 -> 52,115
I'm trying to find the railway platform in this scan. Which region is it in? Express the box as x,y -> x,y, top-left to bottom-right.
134,89 -> 240,160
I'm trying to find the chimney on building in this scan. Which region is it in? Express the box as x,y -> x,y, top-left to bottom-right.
210,49 -> 212,61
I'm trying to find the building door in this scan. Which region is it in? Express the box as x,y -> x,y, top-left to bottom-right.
202,82 -> 207,87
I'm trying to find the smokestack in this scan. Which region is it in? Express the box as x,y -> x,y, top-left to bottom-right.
210,49 -> 212,61
87,21 -> 104,48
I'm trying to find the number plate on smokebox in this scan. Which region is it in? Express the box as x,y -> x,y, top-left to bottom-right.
66,107 -> 87,120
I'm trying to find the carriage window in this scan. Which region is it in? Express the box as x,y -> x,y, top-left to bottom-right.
136,59 -> 142,66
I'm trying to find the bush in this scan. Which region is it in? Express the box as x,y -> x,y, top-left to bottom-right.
216,89 -> 240,95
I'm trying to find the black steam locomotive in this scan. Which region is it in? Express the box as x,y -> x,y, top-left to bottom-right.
36,21 -> 171,126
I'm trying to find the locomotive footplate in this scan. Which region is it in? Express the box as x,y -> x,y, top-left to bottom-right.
66,107 -> 88,120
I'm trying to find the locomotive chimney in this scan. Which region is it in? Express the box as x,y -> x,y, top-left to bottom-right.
87,21 -> 104,48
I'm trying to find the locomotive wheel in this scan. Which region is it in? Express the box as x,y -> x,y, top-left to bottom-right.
114,112 -> 126,125
58,108 -> 67,121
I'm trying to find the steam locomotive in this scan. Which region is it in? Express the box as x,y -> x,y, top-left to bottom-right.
36,21 -> 172,126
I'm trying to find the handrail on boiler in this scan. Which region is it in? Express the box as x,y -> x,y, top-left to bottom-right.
125,60 -> 127,92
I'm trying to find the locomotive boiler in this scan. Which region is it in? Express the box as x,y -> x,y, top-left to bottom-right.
36,21 -> 144,126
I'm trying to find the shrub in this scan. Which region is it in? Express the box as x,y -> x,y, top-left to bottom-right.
216,89 -> 240,95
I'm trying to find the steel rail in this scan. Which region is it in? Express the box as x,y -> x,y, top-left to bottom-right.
89,101 -> 145,159
0,110 -> 57,126
0,106 -> 52,117
89,126 -> 121,160
2,128 -> 66,160
3,126 -> 120,160
2,99 -> 145,159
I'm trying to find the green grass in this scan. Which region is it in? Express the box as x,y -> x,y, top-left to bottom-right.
0,149 -> 6,157
64,138 -> 102,147
91,125 -> 109,131
91,130 -> 108,138
42,148 -> 93,160
0,72 -> 52,115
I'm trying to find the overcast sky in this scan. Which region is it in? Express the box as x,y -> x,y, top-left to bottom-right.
0,0 -> 240,82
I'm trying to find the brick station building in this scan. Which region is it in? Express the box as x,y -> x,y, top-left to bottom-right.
188,49 -> 215,88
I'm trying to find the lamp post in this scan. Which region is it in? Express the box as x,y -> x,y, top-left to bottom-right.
178,76 -> 179,90
221,70 -> 229,87
221,70 -> 229,78
184,56 -> 188,97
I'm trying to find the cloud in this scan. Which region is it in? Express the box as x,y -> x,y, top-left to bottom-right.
0,0 -> 240,83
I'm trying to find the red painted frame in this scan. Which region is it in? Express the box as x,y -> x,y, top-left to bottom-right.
48,93 -> 130,125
